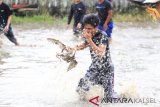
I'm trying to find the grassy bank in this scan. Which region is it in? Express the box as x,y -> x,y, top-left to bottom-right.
12,12 -> 153,26
12,14 -> 68,27
113,13 -> 151,22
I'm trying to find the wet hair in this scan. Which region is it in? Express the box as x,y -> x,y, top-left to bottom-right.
82,14 -> 99,28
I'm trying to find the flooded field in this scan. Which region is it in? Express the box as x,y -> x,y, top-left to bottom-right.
0,23 -> 160,107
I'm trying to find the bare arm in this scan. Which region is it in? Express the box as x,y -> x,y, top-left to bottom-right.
105,10 -> 112,25
7,15 -> 12,27
103,10 -> 113,30
66,42 -> 88,52
74,42 -> 88,51
87,39 -> 106,56
4,15 -> 12,32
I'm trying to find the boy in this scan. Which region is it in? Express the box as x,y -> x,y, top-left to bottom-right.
95,0 -> 114,40
67,0 -> 86,35
0,0 -> 19,45
68,14 -> 114,99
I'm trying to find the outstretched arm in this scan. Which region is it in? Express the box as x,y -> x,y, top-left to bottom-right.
67,42 -> 88,52
74,42 -> 88,51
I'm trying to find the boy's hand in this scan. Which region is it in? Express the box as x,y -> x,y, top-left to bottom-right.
103,24 -> 108,31
82,30 -> 92,41
4,25 -> 9,33
77,23 -> 82,29
66,46 -> 76,52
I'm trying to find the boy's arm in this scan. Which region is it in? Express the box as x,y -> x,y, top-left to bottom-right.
77,4 -> 86,29
103,10 -> 112,31
67,42 -> 88,52
103,1 -> 113,31
68,5 -> 74,25
87,39 -> 106,56
83,32 -> 108,57
74,42 -> 88,51
4,15 -> 11,32
4,4 -> 12,32
80,3 -> 86,24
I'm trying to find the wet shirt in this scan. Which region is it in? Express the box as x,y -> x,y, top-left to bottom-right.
0,2 -> 12,29
68,2 -> 86,26
77,30 -> 114,94
95,0 -> 112,25
85,30 -> 112,71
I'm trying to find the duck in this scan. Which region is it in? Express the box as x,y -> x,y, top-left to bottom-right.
47,38 -> 77,71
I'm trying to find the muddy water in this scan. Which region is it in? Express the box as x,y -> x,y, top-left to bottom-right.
0,23 -> 160,107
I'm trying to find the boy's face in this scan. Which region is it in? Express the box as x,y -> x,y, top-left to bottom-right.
75,0 -> 81,3
0,0 -> 2,4
98,0 -> 104,3
83,24 -> 96,35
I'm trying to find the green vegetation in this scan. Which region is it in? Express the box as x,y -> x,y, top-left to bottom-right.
12,11 -> 153,26
12,14 -> 68,27
113,6 -> 153,22
113,12 -> 152,22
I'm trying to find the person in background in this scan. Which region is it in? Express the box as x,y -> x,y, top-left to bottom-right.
0,0 -> 19,46
67,0 -> 86,36
95,0 -> 114,41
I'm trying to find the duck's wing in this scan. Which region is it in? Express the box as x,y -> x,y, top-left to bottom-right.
47,38 -> 66,49
67,59 -> 78,71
